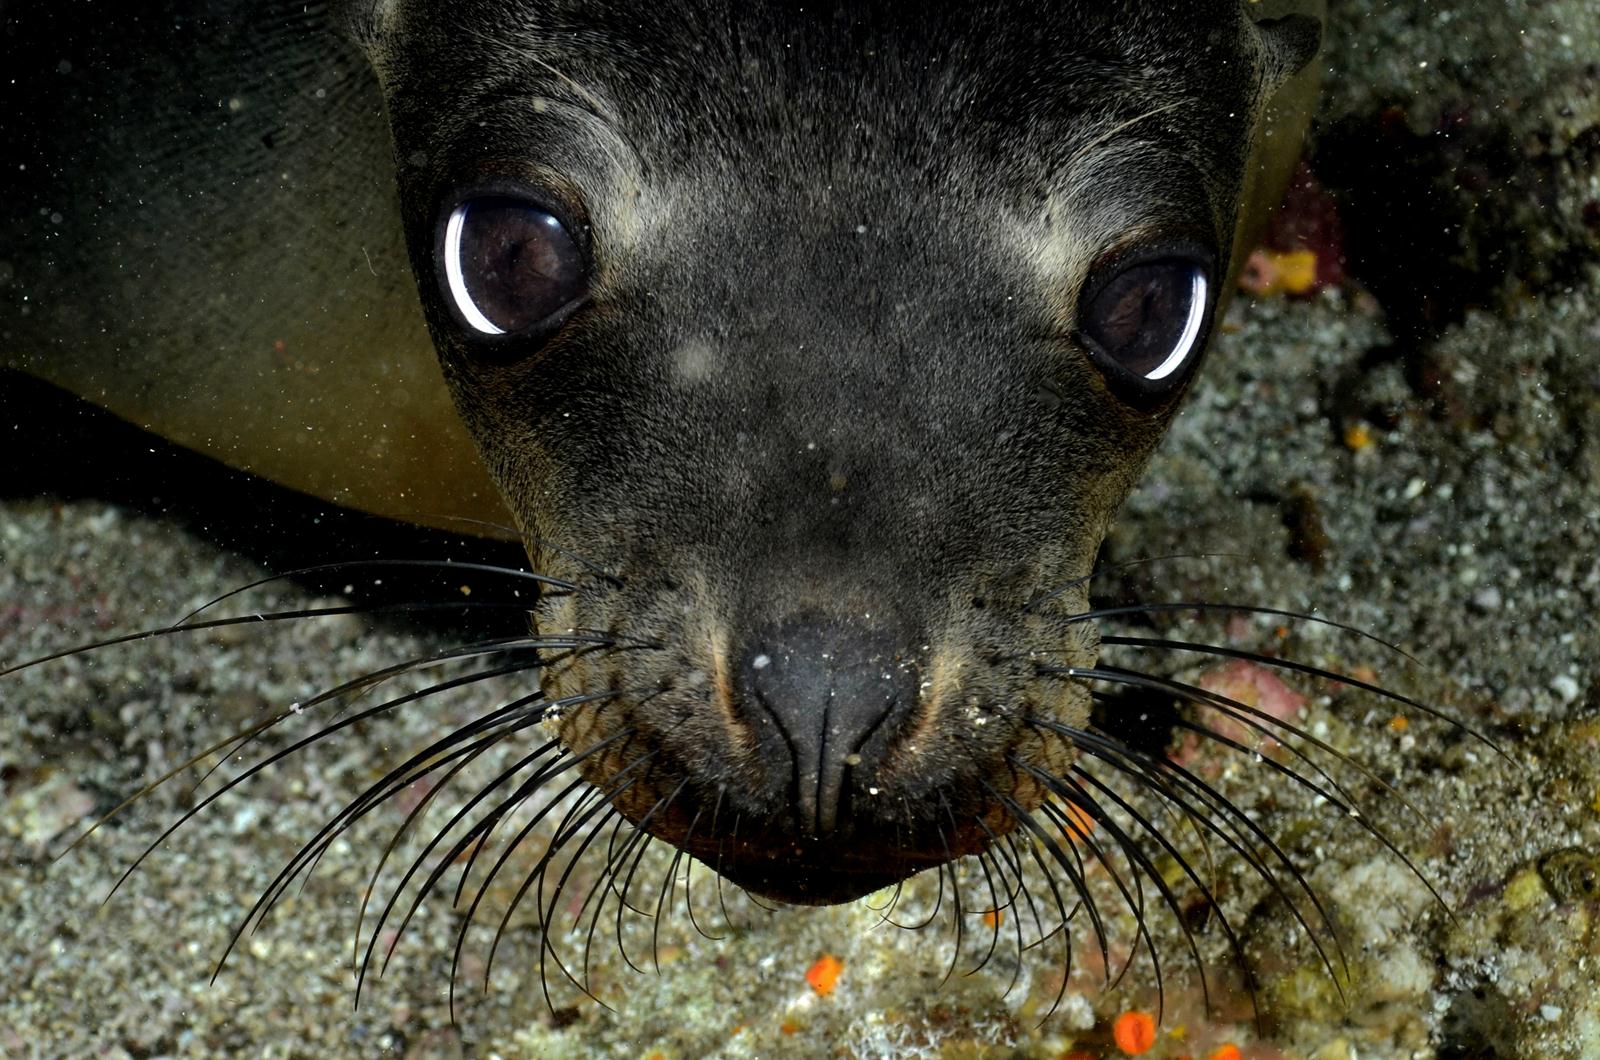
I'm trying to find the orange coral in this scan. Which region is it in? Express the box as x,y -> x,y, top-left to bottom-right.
804,953 -> 843,996
1113,1010 -> 1157,1055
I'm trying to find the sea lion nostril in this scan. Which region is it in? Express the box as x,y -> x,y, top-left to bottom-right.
742,620 -> 918,837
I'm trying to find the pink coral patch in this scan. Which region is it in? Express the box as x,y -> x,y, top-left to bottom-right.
1174,660 -> 1308,765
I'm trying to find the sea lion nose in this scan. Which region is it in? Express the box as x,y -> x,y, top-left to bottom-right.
743,620 -> 917,836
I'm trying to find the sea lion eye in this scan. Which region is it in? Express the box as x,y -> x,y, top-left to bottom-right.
439,197 -> 586,336
1077,258 -> 1211,393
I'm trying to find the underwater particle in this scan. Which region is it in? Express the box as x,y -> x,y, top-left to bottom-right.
804,953 -> 843,996
1113,1010 -> 1157,1055
1342,422 -> 1374,452
982,908 -> 1004,930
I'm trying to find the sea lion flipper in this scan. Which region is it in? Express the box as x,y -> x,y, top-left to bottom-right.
1253,11 -> 1325,92
1,1 -> 507,531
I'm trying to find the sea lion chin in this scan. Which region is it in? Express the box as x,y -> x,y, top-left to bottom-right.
347,0 -> 1325,904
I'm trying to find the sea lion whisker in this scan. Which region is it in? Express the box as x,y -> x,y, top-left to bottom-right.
355,515 -> 624,587
867,880 -> 906,928
342,696 -> 578,944
500,758 -> 659,1014
964,844 -> 1006,981
995,789 -> 1115,992
1033,785 -> 1169,1013
679,807 -> 720,943
451,785 -> 609,1014
716,809 -> 745,929
433,725 -> 638,972
364,727 -> 637,998
576,810 -> 644,991
172,558 -> 576,626
444,686 -> 660,918
613,780 -> 692,974
650,830 -> 692,974
1070,727 -> 1349,980
296,709 -> 547,927
885,843 -> 947,932
1155,713 -> 1458,930
462,784 -> 617,1018
1044,720 -> 1349,991
372,754 -> 569,1001
931,801 -> 965,988
352,725 -> 541,968
1025,760 -> 1209,1021
980,847 -> 1029,999
189,646 -> 562,803
701,787 -> 736,938
741,887 -> 783,914
934,859 -> 964,989
195,630 -> 604,807
252,692 -> 557,937
981,818 -> 1049,951
449,768 -> 621,1016
1,603 -> 603,682
1002,831 -> 1073,956
100,660 -> 559,910
986,785 -> 1095,1027
1061,759 -> 1282,1028
1080,663 -> 1421,821
1058,601 -> 1418,663
1023,552 -> 1250,611
528,802 -> 633,1017
1071,666 -> 1389,826
564,811 -> 643,1003
1096,634 -> 1507,756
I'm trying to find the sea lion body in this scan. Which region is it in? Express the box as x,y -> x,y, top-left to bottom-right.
4,2 -> 1323,904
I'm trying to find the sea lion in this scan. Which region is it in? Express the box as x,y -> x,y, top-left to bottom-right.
4,0 -> 1326,955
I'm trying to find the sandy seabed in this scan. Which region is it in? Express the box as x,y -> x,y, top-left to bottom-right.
3,1 -> 1599,1057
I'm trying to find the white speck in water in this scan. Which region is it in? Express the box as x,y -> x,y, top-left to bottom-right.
752,653 -> 771,670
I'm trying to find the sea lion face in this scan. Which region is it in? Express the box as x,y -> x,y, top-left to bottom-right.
349,0 -> 1319,903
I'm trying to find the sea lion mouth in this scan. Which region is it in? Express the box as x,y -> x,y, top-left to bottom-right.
689,830 -> 986,906
547,597 -> 1098,905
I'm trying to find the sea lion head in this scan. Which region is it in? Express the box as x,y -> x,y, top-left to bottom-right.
341,0 -> 1320,904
